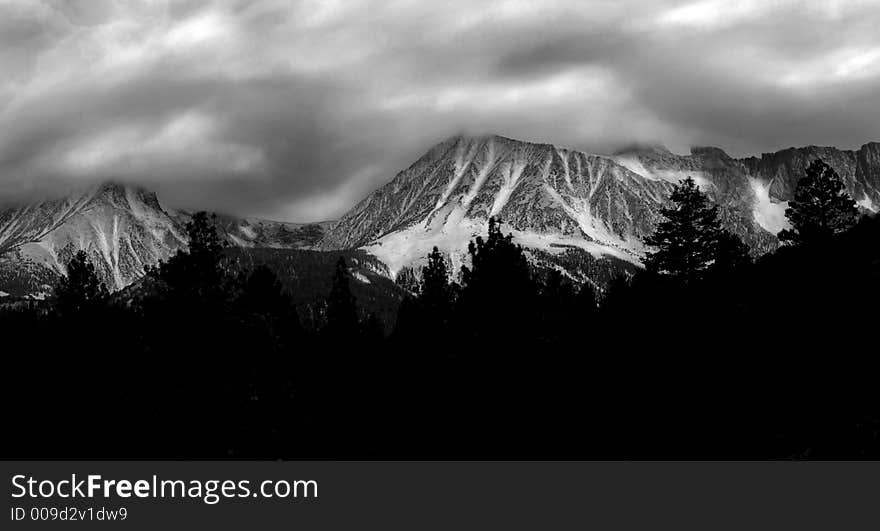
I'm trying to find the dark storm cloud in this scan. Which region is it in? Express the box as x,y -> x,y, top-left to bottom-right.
2,0 -> 880,220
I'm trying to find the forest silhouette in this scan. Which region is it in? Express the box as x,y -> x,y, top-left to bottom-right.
2,159 -> 878,459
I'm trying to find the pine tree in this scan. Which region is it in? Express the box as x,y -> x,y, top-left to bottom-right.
419,247 -> 454,323
457,217 -> 536,339
645,177 -> 723,283
326,257 -> 358,337
151,211 -> 227,302
461,218 -> 532,292
55,250 -> 108,314
185,211 -> 225,270
712,231 -> 751,274
778,159 -> 859,246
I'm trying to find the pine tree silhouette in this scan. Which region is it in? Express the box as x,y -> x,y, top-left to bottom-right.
644,177 -> 723,283
778,159 -> 859,246
55,250 -> 108,314
419,246 -> 454,327
326,257 -> 358,337
150,211 -> 227,304
457,217 -> 536,340
712,230 -> 751,274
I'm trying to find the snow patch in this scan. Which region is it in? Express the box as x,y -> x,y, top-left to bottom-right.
749,178 -> 789,234
0,291 -> 8,297
364,216 -> 640,278
857,194 -> 877,212
237,223 -> 257,240
227,234 -> 250,247
610,156 -> 710,188
489,159 -> 526,217
612,156 -> 655,180
364,218 -> 483,277
352,271 -> 371,284
541,184 -> 643,255
507,230 -> 640,265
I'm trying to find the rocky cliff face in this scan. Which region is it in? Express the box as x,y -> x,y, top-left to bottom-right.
613,144 -> 780,253
741,142 -> 880,213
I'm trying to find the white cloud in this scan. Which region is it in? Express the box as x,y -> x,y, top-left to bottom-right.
657,0 -> 779,30
59,111 -> 265,176
379,66 -> 622,112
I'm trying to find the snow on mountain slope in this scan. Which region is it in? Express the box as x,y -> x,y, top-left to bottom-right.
618,141 -> 880,249
4,135 -> 878,296
322,135 -> 880,281
612,144 -> 781,253
0,183 -> 331,295
320,135 -> 673,277
857,194 -> 877,213
749,178 -> 789,234
0,183 -> 187,291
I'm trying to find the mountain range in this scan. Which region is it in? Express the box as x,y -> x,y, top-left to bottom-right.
0,183 -> 330,297
1,134 -> 878,298
318,134 -> 879,279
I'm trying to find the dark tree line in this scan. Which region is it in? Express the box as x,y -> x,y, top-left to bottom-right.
388,160 -> 877,458
1,159 -> 878,459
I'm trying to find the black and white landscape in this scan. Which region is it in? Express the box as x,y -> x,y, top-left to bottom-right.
1,1 -> 879,459
3,135 -> 878,299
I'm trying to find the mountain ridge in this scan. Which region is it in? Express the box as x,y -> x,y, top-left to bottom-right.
318,133 -> 879,282
0,181 -> 332,296
2,134 -> 878,297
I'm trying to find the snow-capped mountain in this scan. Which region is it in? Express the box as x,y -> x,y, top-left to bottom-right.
319,135 -> 672,277
0,183 -> 186,296
0,182 -> 329,296
319,134 -> 880,279
3,135 -> 877,298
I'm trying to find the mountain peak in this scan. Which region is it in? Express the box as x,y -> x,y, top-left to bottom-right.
92,180 -> 145,195
612,143 -> 672,157
88,181 -> 160,209
92,180 -> 127,199
442,132 -> 552,149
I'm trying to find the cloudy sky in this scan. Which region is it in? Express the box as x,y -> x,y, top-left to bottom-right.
2,0 -> 880,220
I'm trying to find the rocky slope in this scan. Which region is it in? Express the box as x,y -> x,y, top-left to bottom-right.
740,142 -> 880,212
0,183 -> 330,297
319,135 -> 671,276
320,134 -> 880,282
